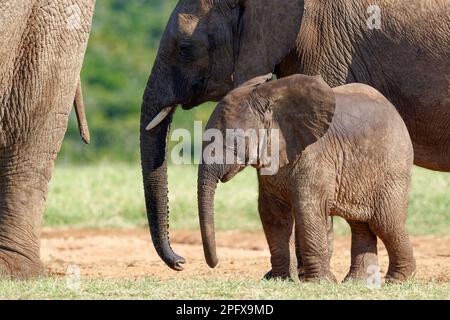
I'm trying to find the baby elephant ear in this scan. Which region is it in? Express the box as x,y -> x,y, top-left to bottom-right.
290,75 -> 335,148
238,73 -> 273,89
266,74 -> 336,159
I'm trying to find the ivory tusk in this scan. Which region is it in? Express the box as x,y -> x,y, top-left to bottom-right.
146,106 -> 175,131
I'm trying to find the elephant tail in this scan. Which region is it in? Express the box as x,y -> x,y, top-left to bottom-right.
74,78 -> 91,145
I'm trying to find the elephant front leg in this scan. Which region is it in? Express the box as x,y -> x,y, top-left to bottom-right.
343,221 -> 379,282
296,213 -> 334,280
258,189 -> 293,281
294,195 -> 337,283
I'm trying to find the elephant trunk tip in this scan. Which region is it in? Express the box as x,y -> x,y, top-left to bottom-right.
206,255 -> 218,269
200,224 -> 219,269
152,236 -> 186,271
168,255 -> 186,271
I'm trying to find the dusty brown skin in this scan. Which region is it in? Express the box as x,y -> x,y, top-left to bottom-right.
0,0 -> 96,279
198,74 -> 416,282
141,0 -> 450,271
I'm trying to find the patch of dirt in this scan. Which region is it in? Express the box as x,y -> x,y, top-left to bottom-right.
41,229 -> 450,282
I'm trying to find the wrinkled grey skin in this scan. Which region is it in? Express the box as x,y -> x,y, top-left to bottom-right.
0,0 -> 96,279
198,74 -> 416,282
141,0 -> 450,271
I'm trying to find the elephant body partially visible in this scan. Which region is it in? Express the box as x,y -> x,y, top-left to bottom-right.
0,0 -> 96,278
141,0 -> 450,270
279,0 -> 450,172
198,75 -> 416,282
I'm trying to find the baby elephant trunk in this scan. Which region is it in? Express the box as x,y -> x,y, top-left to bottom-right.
197,164 -> 221,268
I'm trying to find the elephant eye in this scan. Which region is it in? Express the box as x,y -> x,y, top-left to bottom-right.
178,44 -> 194,60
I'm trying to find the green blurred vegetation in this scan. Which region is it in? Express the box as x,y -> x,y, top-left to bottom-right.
45,165 -> 450,236
59,0 -> 215,164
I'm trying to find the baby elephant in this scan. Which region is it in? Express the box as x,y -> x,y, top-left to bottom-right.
197,74 -> 416,282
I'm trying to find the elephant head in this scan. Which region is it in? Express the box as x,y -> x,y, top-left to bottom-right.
197,74 -> 336,268
141,0 -> 304,270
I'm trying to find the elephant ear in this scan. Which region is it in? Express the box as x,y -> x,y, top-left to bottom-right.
223,73 -> 273,105
256,75 -> 336,160
233,0 -> 304,86
238,73 -> 273,88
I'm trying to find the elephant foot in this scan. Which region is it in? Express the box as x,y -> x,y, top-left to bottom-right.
0,250 -> 44,280
385,263 -> 416,284
297,266 -> 311,282
300,270 -> 338,283
263,270 -> 292,281
343,261 -> 381,283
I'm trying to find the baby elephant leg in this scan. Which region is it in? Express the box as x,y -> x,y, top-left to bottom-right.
296,216 -> 333,280
371,222 -> 416,282
326,216 -> 334,264
344,221 -> 379,282
369,200 -> 416,282
259,190 -> 293,280
294,197 -> 337,282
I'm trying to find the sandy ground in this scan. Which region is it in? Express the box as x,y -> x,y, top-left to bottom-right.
41,229 -> 450,282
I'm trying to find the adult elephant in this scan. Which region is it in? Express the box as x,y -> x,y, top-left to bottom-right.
0,0 -> 95,278
141,0 -> 450,271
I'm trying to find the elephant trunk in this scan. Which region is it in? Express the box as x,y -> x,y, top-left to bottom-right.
197,164 -> 224,268
140,61 -> 185,271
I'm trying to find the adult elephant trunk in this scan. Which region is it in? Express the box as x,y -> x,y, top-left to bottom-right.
197,164 -> 223,268
140,61 -> 185,271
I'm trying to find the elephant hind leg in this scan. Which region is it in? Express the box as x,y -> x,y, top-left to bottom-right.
0,250 -> 44,279
0,149 -> 53,279
369,210 -> 416,282
373,226 -> 415,282
343,221 -> 379,283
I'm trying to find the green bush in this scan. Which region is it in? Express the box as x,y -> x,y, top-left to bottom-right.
59,0 -> 216,164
